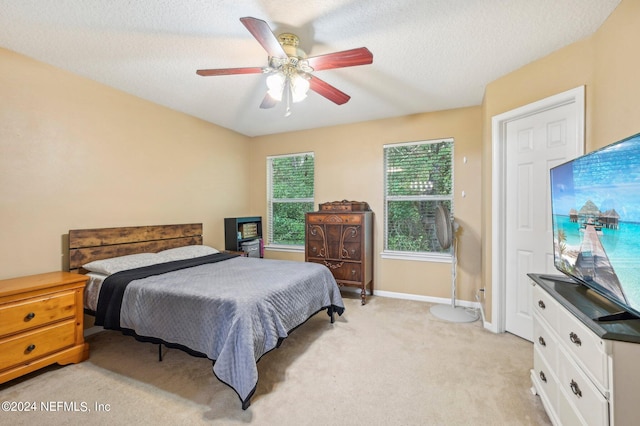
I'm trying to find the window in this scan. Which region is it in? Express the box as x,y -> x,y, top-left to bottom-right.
384,138 -> 454,258
267,152 -> 315,247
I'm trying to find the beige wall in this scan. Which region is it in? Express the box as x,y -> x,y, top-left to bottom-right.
481,0 -> 640,321
250,107 -> 483,302
0,48 -> 250,279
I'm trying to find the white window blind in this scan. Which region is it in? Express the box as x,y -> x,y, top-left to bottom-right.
267,152 -> 315,246
384,139 -> 454,254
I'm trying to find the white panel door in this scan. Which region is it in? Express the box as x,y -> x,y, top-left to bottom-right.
504,103 -> 581,341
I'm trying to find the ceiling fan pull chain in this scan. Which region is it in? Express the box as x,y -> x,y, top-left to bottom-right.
284,76 -> 293,117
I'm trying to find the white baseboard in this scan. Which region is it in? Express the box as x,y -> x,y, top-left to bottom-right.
372,289 -> 480,309
341,286 -> 480,309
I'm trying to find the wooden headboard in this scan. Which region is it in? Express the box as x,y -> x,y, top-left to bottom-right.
68,223 -> 203,273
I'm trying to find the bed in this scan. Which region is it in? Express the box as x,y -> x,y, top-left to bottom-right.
68,223 -> 344,409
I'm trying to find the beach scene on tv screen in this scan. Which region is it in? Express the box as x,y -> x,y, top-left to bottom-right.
551,135 -> 640,314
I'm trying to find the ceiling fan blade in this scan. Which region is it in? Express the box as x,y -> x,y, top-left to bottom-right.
307,47 -> 373,71
260,93 -> 278,109
196,67 -> 263,76
308,76 -> 351,105
240,17 -> 288,58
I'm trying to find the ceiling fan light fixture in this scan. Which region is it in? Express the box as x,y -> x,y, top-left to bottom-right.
291,73 -> 310,103
266,72 -> 310,103
266,73 -> 285,101
196,17 -> 373,111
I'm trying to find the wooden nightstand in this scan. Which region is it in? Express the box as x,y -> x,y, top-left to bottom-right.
0,272 -> 89,384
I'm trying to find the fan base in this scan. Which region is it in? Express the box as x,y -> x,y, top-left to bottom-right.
430,304 -> 479,323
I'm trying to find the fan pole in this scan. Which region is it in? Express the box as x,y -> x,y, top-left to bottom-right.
429,212 -> 479,323
450,238 -> 457,308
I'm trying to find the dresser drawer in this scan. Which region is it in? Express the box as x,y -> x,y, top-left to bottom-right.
306,214 -> 362,225
0,290 -> 76,337
325,261 -> 361,282
307,237 -> 327,258
0,320 -> 76,371
533,313 -> 558,373
533,345 -> 559,414
556,306 -> 609,392
532,283 -> 558,329
557,345 -> 608,426
309,259 -> 362,282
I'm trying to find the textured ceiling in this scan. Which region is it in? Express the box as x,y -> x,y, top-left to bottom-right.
0,0 -> 621,137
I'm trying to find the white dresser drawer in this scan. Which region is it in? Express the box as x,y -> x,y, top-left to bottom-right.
557,388 -> 587,426
533,283 -> 558,329
533,313 -> 558,373
533,345 -> 559,418
556,306 -> 609,392
557,345 -> 609,426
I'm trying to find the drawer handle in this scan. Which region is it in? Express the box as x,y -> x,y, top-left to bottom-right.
351,269 -> 356,276
569,332 -> 582,346
539,371 -> 547,383
570,380 -> 582,398
25,312 -> 36,321
323,261 -> 344,270
538,300 -> 546,309
538,336 -> 546,347
26,344 -> 36,353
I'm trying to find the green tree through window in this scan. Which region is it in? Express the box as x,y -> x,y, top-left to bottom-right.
267,152 -> 314,246
384,139 -> 453,254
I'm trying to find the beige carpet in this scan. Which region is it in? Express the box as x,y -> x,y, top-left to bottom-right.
1,294 -> 550,425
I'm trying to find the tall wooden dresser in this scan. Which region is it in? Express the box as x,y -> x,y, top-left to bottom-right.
305,201 -> 373,305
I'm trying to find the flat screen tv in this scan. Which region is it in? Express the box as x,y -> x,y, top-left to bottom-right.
550,132 -> 640,320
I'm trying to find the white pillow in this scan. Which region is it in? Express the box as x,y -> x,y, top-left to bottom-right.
157,245 -> 219,262
83,253 -> 161,275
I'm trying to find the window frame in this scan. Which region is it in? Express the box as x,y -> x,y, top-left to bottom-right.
266,151 -> 315,252
382,138 -> 454,262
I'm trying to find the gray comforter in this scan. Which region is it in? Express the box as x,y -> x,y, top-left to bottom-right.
112,256 -> 344,408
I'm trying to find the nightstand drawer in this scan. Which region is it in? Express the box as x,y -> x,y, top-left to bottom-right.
0,320 -> 76,371
0,291 -> 76,337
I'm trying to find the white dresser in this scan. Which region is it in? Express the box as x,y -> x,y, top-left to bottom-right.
529,274 -> 640,426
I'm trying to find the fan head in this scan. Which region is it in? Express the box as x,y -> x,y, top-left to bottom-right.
435,204 -> 454,250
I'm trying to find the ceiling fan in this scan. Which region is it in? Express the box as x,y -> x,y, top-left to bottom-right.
196,17 -> 373,116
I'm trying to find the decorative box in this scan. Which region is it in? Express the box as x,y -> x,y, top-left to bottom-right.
318,200 -> 370,212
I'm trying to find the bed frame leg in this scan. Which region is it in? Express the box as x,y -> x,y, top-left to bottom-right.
158,344 -> 163,362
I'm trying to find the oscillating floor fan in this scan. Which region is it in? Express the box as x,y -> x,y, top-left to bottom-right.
429,204 -> 479,323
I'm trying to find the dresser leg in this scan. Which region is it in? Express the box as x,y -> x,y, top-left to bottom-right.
360,287 -> 366,305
